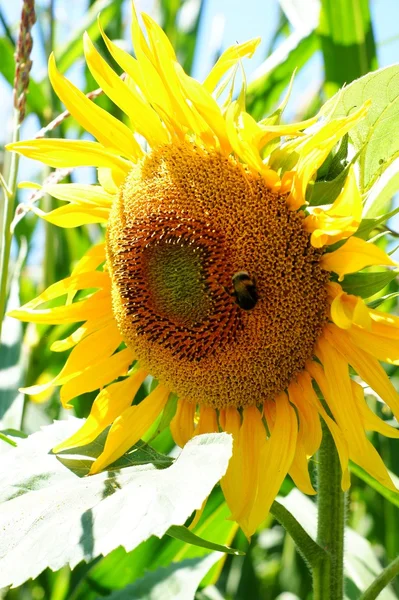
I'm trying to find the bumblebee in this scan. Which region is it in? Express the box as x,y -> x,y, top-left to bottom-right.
232,271 -> 258,310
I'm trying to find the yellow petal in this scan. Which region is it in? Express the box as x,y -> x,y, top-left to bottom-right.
220,408 -> 243,517
325,324 -> 399,420
288,379 -> 322,456
351,380 -> 399,439
302,365 -> 351,490
288,102 -> 370,210
369,310 -> 399,335
140,13 -> 216,144
55,321 -> 123,385
194,405 -> 219,436
203,38 -> 261,93
289,439 -> 316,495
176,67 -> 231,154
298,368 -> 350,491
170,399 -> 196,447
10,291 -> 111,325
98,15 -> 146,91
288,383 -> 318,493
90,384 -> 170,474
305,167 -> 363,247
226,101 -> 280,187
53,369 -> 148,452
233,406 -> 267,530
44,183 -> 114,207
71,243 -> 106,275
30,203 -> 109,227
6,139 -> 131,179
242,393 -> 297,537
321,236 -> 396,280
330,291 -> 372,330
60,347 -> 135,407
316,336 -> 397,491
97,167 -> 120,194
10,270 -> 109,310
48,53 -> 142,162
83,32 -> 169,147
50,315 -> 112,352
348,326 -> 399,365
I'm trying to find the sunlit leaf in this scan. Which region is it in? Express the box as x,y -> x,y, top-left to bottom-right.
55,0 -> 125,74
322,65 -> 399,191
318,0 -> 377,95
247,32 -> 318,120
341,271 -> 398,298
104,554 -> 222,600
0,419 -> 232,588
167,525 -> 242,556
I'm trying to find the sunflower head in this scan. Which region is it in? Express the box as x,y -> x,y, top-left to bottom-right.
108,142 -> 330,408
7,6 -> 399,538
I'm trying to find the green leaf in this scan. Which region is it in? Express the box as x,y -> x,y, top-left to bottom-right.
340,271 -> 399,298
364,163 -> 399,218
350,463 -> 399,510
55,0 -> 125,74
104,554 -> 222,600
0,419 -> 232,588
56,435 -> 174,477
247,32 -> 318,121
279,489 -> 397,598
167,525 -> 243,556
368,291 -> 399,309
309,162 -> 350,206
0,37 -> 47,120
70,490 -> 239,599
318,0 -> 377,95
322,65 -> 399,191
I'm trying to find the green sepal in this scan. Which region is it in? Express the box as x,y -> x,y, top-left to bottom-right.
166,525 -> 244,556
340,271 -> 398,299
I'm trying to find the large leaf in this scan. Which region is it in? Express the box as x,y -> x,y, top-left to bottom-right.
350,463 -> 399,510
341,271 -> 398,299
0,419 -> 232,588
247,31 -> 318,120
54,0 -> 125,74
322,65 -> 399,192
318,0 -> 377,94
70,490 -> 238,600
363,160 -> 399,218
105,554 -> 222,600
279,489 -> 397,599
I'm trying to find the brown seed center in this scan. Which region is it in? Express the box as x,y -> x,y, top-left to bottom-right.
107,143 -> 329,408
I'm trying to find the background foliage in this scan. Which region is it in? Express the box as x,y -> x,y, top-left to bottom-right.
1,0 -> 399,599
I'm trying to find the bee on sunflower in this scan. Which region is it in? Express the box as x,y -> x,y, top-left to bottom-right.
7,5 -> 399,539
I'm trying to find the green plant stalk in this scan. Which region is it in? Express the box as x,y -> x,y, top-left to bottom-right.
312,423 -> 346,600
43,0 -> 57,289
270,500 -> 326,570
360,556 -> 399,600
0,111 -> 20,339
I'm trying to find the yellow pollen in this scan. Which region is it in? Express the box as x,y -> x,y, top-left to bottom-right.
106,143 -> 329,408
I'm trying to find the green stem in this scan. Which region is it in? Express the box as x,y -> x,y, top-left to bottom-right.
313,423 -> 346,600
360,556 -> 399,600
0,111 -> 20,339
43,0 -> 57,289
270,500 -> 326,570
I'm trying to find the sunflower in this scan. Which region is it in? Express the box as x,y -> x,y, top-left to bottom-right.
7,6 -> 399,538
